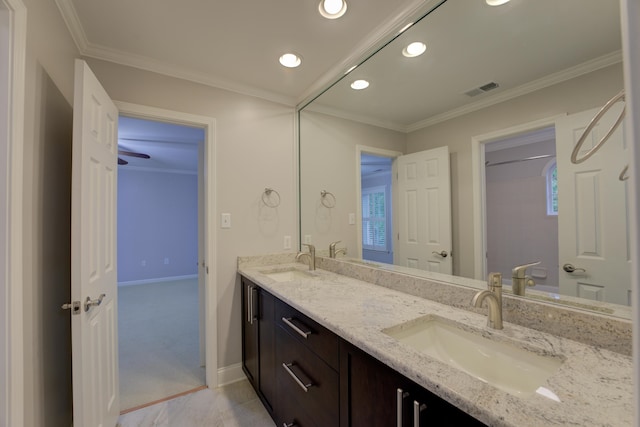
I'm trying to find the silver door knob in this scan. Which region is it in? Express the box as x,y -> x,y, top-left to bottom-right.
563,263 -> 586,274
84,293 -> 106,312
432,250 -> 448,258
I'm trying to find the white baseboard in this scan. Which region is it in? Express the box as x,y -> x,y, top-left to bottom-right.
217,363 -> 246,387
118,274 -> 198,287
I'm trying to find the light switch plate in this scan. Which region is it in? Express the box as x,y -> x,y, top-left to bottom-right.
221,213 -> 231,228
284,235 -> 292,249
349,213 -> 356,225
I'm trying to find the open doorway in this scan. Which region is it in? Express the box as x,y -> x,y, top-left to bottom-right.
483,126 -> 559,293
116,115 -> 206,411
360,153 -> 394,263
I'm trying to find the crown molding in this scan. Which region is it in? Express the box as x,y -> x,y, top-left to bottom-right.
304,103 -> 408,133
55,0 -> 296,107
405,51 -> 623,133
296,0 -> 446,109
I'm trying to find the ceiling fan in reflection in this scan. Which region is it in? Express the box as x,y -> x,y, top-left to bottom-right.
117,139 -> 151,165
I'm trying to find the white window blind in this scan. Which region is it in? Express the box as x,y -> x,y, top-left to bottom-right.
362,186 -> 387,251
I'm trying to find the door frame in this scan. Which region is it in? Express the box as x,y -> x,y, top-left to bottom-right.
355,145 -> 402,259
115,101 -> 219,388
470,115 -> 564,281
1,0 -> 26,426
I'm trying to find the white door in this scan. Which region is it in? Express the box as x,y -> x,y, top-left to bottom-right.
556,103 -> 631,305
394,146 -> 452,274
70,59 -> 120,426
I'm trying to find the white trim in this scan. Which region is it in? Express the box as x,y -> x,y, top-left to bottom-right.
117,274 -> 198,287
355,145 -> 402,259
216,363 -> 246,387
619,0 -> 640,424
114,101 -> 219,389
2,1 -> 25,426
471,115 -> 565,280
118,165 -> 197,175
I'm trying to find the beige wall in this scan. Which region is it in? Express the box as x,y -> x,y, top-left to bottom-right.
406,63 -> 624,279
21,0 -> 79,425
299,110 -> 405,255
84,58 -> 298,371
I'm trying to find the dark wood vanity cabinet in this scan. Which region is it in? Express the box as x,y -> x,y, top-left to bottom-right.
240,275 -> 485,427
241,277 -> 276,415
339,340 -> 486,427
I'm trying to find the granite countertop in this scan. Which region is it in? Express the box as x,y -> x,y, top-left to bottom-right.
238,259 -> 633,427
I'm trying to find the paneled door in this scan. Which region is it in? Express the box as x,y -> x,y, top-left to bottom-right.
70,59 -> 120,426
556,102 -> 631,305
394,146 -> 452,274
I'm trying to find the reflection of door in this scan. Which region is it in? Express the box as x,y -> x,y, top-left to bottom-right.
394,146 -> 452,274
71,59 -> 120,425
556,103 -> 631,305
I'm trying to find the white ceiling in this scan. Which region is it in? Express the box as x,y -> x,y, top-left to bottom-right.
56,0 -> 431,106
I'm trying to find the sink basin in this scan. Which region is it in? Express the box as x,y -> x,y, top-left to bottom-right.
383,316 -> 563,397
259,267 -> 317,282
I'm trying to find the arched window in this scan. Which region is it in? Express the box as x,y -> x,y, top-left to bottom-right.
544,160 -> 558,216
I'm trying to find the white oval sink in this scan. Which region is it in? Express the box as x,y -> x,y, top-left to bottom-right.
382,316 -> 564,397
259,267 -> 317,282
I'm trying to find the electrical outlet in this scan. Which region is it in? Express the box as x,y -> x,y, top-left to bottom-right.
304,235 -> 312,244
284,235 -> 292,249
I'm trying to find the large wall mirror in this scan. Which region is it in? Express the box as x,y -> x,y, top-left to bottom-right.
299,0 -> 631,318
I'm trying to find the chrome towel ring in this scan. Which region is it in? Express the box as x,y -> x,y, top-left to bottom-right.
320,190 -> 336,208
262,187 -> 281,208
571,90 -> 625,164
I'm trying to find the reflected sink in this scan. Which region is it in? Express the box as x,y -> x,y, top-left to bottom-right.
383,316 -> 564,397
259,267 -> 317,282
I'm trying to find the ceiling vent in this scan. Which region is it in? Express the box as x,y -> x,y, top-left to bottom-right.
464,81 -> 499,97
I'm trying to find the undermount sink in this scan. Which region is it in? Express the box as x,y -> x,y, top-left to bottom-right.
259,267 -> 317,282
383,316 -> 564,397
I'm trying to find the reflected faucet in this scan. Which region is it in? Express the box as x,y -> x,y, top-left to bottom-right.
471,272 -> 503,329
329,241 -> 346,258
296,244 -> 316,270
511,261 -> 541,296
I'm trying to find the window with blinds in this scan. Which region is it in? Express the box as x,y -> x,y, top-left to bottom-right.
362,186 -> 387,251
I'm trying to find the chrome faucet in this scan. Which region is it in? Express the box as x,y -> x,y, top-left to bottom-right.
329,241 -> 346,258
296,244 -> 316,270
511,261 -> 541,296
471,272 -> 503,329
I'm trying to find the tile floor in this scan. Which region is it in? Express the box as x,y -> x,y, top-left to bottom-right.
118,380 -> 276,427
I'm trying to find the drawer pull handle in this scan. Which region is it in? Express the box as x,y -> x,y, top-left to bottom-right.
282,317 -> 311,339
413,400 -> 427,427
397,388 -> 409,427
282,362 -> 313,392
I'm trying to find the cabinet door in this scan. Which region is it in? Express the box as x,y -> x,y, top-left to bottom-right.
340,340 -> 486,427
258,290 -> 276,413
340,340 -> 413,427
241,278 -> 259,387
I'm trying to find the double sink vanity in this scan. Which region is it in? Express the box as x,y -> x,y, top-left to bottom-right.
238,252 -> 633,426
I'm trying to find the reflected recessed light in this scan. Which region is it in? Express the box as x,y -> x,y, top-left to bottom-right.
345,65 -> 357,75
319,0 -> 347,19
398,22 -> 414,34
486,0 -> 510,5
279,53 -> 302,68
351,79 -> 369,90
402,42 -> 426,58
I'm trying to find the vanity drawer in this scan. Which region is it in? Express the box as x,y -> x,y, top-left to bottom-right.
275,299 -> 339,370
276,326 -> 339,427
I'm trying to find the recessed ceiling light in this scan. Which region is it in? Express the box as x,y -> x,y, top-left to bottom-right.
402,42 -> 427,58
351,79 -> 369,90
319,0 -> 347,19
486,0 -> 510,5
279,53 -> 302,68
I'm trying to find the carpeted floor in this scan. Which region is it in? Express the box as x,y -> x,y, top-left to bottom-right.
118,278 -> 205,411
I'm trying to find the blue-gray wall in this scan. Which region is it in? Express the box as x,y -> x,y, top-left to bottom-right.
117,169 -> 198,283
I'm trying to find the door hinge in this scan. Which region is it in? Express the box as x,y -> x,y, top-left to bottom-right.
61,301 -> 81,315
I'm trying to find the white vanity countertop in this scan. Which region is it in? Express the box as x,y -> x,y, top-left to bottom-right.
238,262 -> 633,427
